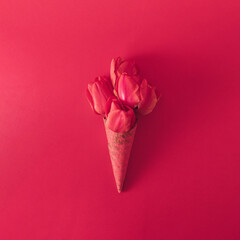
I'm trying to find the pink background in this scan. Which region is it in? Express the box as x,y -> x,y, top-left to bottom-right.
0,0 -> 240,239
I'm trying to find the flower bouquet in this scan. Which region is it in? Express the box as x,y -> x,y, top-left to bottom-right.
87,57 -> 159,193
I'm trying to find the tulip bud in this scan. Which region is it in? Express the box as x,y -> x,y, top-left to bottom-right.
87,76 -> 115,116
138,79 -> 159,115
105,98 -> 136,133
117,74 -> 141,108
110,57 -> 139,88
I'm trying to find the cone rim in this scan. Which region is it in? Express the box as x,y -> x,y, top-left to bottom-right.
103,118 -> 137,135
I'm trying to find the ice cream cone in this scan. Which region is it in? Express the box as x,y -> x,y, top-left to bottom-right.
104,120 -> 137,193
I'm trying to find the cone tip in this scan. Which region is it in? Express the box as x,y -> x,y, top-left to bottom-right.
117,187 -> 122,193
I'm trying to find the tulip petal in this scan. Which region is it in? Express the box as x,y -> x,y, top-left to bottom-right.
105,98 -> 136,132
105,97 -> 119,115
106,110 -> 135,132
110,58 -> 116,87
106,110 -> 125,132
138,79 -> 159,115
87,76 -> 115,116
110,57 -> 124,88
118,60 -> 139,77
118,74 -> 140,108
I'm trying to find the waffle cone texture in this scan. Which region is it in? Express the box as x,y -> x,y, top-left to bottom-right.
104,120 -> 137,193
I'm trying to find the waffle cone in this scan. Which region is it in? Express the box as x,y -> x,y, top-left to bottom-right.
104,120 -> 137,193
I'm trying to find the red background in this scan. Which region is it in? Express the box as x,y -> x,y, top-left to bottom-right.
0,0 -> 240,239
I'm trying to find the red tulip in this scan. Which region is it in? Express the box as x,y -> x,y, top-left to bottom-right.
110,57 -> 139,88
110,57 -> 141,108
87,76 -> 115,115
138,79 -> 160,115
117,74 -> 141,108
105,98 -> 136,133
110,57 -> 123,88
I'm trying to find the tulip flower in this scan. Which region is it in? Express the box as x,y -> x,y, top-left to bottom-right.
105,98 -> 136,133
87,76 -> 115,115
110,57 -> 141,108
110,57 -> 139,88
117,76 -> 159,115
138,79 -> 160,115
117,74 -> 141,108
110,57 -> 159,114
